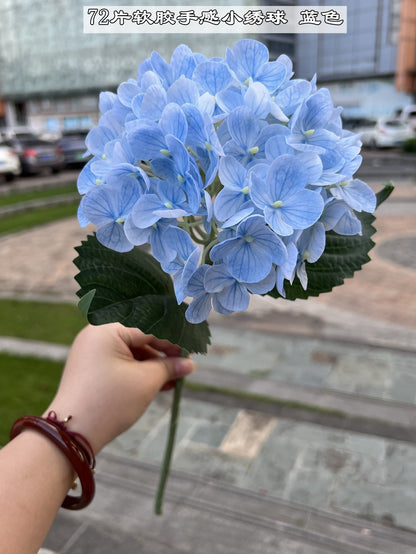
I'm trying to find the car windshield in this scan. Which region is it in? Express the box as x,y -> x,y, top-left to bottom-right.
384,120 -> 406,128
17,135 -> 52,146
62,131 -> 88,139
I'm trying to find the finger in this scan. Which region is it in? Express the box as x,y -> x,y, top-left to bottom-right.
141,356 -> 196,391
119,326 -> 182,358
147,336 -> 182,357
160,380 -> 176,392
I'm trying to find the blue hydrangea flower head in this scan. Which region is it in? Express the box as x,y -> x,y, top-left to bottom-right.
76,39 -> 376,322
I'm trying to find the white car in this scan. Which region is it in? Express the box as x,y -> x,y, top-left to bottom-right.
0,140 -> 21,181
365,118 -> 414,148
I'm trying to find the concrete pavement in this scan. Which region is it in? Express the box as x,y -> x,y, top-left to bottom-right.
0,174 -> 416,552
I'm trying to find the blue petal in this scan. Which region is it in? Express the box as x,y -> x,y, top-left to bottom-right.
273,80 -> 311,114
302,90 -> 334,130
130,194 -> 163,227
165,226 -> 198,263
182,248 -> 201,287
295,153 -> 323,184
128,125 -> 166,160
85,126 -> 116,157
193,61 -> 233,95
124,216 -> 151,245
138,85 -> 167,121
245,267 -> 276,294
197,93 -> 216,117
159,103 -> 188,143
249,172 -> 271,210
333,209 -> 362,235
167,76 -> 199,105
217,282 -> 250,312
227,239 -> 273,282
218,156 -> 247,190
227,106 -> 260,149
204,264 -> 234,293
237,216 -> 288,266
331,179 -> 376,213
254,61 -> 286,92
97,222 -> 133,253
117,80 -> 140,108
244,82 -> 271,119
99,91 -> 117,113
77,159 -> 98,194
184,264 -> 209,297
265,135 -> 293,160
212,295 -> 234,315
214,189 -> 246,222
182,103 -> 208,148
215,88 -> 243,114
150,51 -> 170,87
77,203 -> 90,228
263,207 -> 294,236
150,220 -> 178,263
222,206 -> 255,229
266,154 -> 309,200
276,242 -> 298,297
165,134 -> 189,174
297,223 -> 326,263
80,182 -> 138,226
279,189 -> 324,231
321,199 -> 347,230
226,39 -> 269,82
185,293 -> 212,323
140,70 -> 162,90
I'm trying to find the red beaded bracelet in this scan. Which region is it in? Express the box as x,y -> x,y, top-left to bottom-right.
10,412 -> 96,510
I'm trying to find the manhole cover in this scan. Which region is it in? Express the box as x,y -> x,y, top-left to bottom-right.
378,236 -> 416,270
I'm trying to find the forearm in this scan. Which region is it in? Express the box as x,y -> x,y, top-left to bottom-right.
0,431 -> 74,554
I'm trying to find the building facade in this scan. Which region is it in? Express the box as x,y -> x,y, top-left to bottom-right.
0,0 -> 414,132
0,0 -> 249,133
294,0 -> 414,118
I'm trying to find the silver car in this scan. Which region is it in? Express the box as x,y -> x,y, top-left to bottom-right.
0,140 -> 21,181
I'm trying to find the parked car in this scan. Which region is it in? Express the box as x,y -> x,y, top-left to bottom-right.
369,118 -> 414,148
399,105 -> 416,133
0,140 -> 21,181
57,130 -> 90,166
342,118 -> 378,146
7,132 -> 65,175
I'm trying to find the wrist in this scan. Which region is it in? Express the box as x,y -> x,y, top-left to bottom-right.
11,412 -> 96,510
42,405 -> 102,455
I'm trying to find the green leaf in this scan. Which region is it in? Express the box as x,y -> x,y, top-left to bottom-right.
376,181 -> 394,208
73,235 -> 211,354
268,183 -> 393,301
78,289 -> 96,319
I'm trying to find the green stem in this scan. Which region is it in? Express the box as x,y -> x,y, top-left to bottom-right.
202,238 -> 219,265
154,366 -> 186,515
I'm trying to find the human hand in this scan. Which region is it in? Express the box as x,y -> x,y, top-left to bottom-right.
44,323 -> 195,454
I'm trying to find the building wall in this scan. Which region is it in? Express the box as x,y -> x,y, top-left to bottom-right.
395,0 -> 416,94
0,0 -> 251,100
0,0 -> 251,131
293,0 -> 413,118
296,0 -> 399,81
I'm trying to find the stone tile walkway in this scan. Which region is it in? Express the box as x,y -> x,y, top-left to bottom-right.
0,176 -> 414,552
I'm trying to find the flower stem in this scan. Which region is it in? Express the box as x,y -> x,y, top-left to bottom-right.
154,371 -> 185,515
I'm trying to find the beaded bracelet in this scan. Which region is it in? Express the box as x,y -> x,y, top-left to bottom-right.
10,412 -> 96,510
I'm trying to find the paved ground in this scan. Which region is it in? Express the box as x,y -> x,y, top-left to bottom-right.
1,171 -> 416,552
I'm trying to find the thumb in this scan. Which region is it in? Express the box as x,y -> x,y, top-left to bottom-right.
142,355 -> 196,390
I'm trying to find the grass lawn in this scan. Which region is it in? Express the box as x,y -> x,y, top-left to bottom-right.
0,298 -> 86,344
0,182 -> 77,207
0,201 -> 78,236
0,353 -> 63,446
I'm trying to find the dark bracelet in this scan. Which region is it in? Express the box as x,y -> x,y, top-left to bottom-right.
10,412 -> 96,510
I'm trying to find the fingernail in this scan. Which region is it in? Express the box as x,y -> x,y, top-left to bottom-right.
174,358 -> 196,378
